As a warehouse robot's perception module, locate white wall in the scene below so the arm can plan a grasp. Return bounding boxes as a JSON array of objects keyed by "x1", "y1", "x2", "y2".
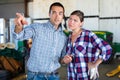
[
  {"x1": 28, "y1": 0, "x2": 77, "y2": 18},
  {"x1": 76, "y1": 0, "x2": 99, "y2": 16},
  {"x1": 0, "y1": 0, "x2": 119, "y2": 43},
  {"x1": 28, "y1": 0, "x2": 120, "y2": 43},
  {"x1": 28, "y1": 0, "x2": 99, "y2": 30},
  {"x1": 100, "y1": 19, "x2": 120, "y2": 43},
  {"x1": 29, "y1": 0, "x2": 99, "y2": 17},
  {"x1": 100, "y1": 0, "x2": 120, "y2": 17},
  {"x1": 99, "y1": 0, "x2": 120, "y2": 43}
]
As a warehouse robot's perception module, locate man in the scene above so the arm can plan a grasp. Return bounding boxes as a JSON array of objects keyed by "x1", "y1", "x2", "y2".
[{"x1": 13, "y1": 2, "x2": 67, "y2": 80}]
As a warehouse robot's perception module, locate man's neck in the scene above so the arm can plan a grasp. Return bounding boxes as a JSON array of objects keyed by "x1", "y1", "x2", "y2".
[{"x1": 54, "y1": 25, "x2": 59, "y2": 30}]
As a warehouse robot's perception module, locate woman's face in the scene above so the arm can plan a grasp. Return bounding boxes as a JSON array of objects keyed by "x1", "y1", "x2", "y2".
[{"x1": 68, "y1": 15, "x2": 83, "y2": 31}]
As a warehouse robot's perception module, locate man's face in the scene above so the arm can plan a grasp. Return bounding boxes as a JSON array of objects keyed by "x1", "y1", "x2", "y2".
[{"x1": 49, "y1": 6, "x2": 64, "y2": 28}]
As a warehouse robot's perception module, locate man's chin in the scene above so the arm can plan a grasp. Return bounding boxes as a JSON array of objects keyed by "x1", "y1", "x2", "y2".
[{"x1": 55, "y1": 22, "x2": 61, "y2": 26}]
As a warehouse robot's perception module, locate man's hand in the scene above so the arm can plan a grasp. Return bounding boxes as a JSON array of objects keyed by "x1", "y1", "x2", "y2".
[{"x1": 14, "y1": 13, "x2": 28, "y2": 33}]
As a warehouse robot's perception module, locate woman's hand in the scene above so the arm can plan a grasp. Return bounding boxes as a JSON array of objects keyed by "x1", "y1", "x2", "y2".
[
  {"x1": 88, "y1": 58, "x2": 103, "y2": 70},
  {"x1": 88, "y1": 58, "x2": 103, "y2": 80},
  {"x1": 88, "y1": 62, "x2": 96, "y2": 70}
]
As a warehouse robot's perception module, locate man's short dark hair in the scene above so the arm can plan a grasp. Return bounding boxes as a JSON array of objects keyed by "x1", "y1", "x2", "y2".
[{"x1": 49, "y1": 2, "x2": 65, "y2": 14}]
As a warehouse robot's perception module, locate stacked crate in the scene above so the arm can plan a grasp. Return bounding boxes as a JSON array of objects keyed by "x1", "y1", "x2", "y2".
[{"x1": 92, "y1": 31, "x2": 113, "y2": 45}]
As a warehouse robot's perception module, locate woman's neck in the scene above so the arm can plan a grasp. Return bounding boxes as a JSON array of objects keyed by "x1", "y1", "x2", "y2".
[{"x1": 72, "y1": 28, "x2": 82, "y2": 35}]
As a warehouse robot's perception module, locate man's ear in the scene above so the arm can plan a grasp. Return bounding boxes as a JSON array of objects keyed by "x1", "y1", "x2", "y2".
[{"x1": 48, "y1": 13, "x2": 50, "y2": 17}]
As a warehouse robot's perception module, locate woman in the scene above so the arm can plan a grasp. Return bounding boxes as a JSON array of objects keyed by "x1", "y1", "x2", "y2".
[{"x1": 62, "y1": 10, "x2": 112, "y2": 80}]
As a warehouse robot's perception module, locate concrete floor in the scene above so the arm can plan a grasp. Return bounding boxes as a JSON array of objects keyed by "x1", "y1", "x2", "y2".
[
  {"x1": 98, "y1": 58, "x2": 120, "y2": 80},
  {"x1": 12, "y1": 58, "x2": 120, "y2": 80},
  {"x1": 58, "y1": 58, "x2": 120, "y2": 80}
]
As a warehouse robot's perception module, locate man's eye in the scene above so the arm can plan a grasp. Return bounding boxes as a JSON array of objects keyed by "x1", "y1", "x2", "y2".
[
  {"x1": 52, "y1": 11, "x2": 56, "y2": 14},
  {"x1": 74, "y1": 20, "x2": 77, "y2": 22}
]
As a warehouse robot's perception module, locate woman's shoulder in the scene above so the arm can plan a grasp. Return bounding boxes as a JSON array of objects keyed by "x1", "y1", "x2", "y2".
[{"x1": 82, "y1": 28, "x2": 92, "y2": 34}]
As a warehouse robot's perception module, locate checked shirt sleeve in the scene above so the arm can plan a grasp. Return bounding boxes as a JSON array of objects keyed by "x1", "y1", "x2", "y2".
[{"x1": 90, "y1": 33, "x2": 112, "y2": 61}]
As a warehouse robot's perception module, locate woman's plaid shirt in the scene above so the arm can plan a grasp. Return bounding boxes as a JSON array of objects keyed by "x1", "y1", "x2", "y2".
[{"x1": 66, "y1": 29, "x2": 112, "y2": 80}]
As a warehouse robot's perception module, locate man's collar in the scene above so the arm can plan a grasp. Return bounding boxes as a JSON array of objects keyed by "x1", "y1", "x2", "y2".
[{"x1": 48, "y1": 21, "x2": 63, "y2": 32}]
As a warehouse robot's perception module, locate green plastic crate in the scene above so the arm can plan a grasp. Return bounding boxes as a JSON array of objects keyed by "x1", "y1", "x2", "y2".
[
  {"x1": 63, "y1": 30, "x2": 71, "y2": 37},
  {"x1": 18, "y1": 41, "x2": 24, "y2": 49},
  {"x1": 112, "y1": 42, "x2": 120, "y2": 52},
  {"x1": 92, "y1": 31, "x2": 113, "y2": 45}
]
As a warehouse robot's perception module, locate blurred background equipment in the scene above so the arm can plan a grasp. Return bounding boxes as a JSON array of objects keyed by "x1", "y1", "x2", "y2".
[
  {"x1": 106, "y1": 65, "x2": 120, "y2": 77},
  {"x1": 0, "y1": 18, "x2": 6, "y2": 43}
]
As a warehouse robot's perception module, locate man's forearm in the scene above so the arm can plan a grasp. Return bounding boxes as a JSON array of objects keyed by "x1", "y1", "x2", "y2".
[{"x1": 14, "y1": 25, "x2": 23, "y2": 34}]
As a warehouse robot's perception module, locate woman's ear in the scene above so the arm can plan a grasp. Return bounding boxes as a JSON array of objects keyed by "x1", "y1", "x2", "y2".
[{"x1": 81, "y1": 21, "x2": 84, "y2": 27}]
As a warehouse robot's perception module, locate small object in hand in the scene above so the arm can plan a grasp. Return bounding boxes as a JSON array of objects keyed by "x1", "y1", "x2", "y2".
[{"x1": 88, "y1": 67, "x2": 99, "y2": 80}]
